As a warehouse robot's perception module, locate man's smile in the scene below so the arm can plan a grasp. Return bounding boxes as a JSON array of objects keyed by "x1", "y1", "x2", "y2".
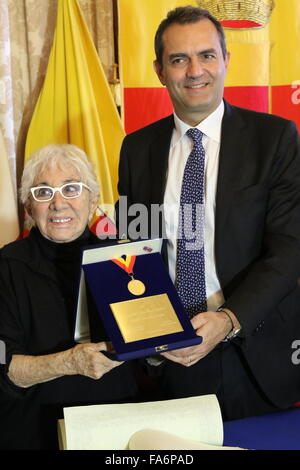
[{"x1": 185, "y1": 82, "x2": 209, "y2": 89}]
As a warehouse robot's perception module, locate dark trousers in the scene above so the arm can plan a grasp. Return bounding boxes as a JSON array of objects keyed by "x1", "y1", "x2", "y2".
[{"x1": 142, "y1": 342, "x2": 280, "y2": 421}]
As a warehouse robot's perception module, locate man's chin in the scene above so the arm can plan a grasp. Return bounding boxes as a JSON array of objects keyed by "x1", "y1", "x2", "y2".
[{"x1": 176, "y1": 100, "x2": 219, "y2": 124}]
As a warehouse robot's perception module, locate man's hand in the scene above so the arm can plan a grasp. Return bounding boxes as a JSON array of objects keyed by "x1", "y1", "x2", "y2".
[{"x1": 160, "y1": 310, "x2": 232, "y2": 367}]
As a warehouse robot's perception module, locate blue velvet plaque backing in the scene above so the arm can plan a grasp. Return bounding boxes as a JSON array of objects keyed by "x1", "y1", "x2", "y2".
[{"x1": 81, "y1": 247, "x2": 202, "y2": 360}]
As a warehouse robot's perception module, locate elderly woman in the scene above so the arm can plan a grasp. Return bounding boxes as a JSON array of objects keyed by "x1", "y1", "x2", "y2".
[{"x1": 0, "y1": 144, "x2": 138, "y2": 449}]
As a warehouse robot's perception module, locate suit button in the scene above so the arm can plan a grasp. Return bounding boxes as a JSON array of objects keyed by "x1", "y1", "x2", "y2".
[{"x1": 254, "y1": 321, "x2": 264, "y2": 333}]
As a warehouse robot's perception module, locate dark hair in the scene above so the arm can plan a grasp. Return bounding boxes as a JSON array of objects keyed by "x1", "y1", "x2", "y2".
[{"x1": 154, "y1": 5, "x2": 227, "y2": 65}]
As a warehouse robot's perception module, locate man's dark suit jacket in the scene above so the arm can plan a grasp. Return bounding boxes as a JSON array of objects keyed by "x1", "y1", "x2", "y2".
[{"x1": 117, "y1": 100, "x2": 300, "y2": 409}]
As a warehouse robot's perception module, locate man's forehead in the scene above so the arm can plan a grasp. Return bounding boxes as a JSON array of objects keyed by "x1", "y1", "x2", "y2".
[{"x1": 162, "y1": 20, "x2": 222, "y2": 51}]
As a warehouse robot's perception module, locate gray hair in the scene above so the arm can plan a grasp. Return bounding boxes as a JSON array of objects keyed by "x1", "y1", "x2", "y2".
[{"x1": 20, "y1": 144, "x2": 100, "y2": 204}]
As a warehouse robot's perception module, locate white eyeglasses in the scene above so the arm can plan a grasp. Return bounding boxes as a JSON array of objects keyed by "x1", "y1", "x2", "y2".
[{"x1": 30, "y1": 182, "x2": 91, "y2": 202}]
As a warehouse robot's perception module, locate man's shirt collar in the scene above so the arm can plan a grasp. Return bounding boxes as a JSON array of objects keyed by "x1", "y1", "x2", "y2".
[{"x1": 171, "y1": 100, "x2": 224, "y2": 148}]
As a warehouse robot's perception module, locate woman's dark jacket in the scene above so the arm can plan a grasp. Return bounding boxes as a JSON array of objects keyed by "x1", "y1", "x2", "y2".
[{"x1": 0, "y1": 228, "x2": 138, "y2": 449}]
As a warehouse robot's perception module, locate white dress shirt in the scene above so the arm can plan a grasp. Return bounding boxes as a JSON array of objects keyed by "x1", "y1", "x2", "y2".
[{"x1": 163, "y1": 101, "x2": 225, "y2": 311}]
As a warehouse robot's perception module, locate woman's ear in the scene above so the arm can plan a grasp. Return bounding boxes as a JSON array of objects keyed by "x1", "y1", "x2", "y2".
[
  {"x1": 24, "y1": 201, "x2": 35, "y2": 228},
  {"x1": 24, "y1": 199, "x2": 32, "y2": 218},
  {"x1": 89, "y1": 193, "x2": 99, "y2": 221}
]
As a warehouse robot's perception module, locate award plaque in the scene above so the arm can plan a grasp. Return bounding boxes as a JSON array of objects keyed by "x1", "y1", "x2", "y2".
[
  {"x1": 74, "y1": 239, "x2": 202, "y2": 360},
  {"x1": 110, "y1": 294, "x2": 184, "y2": 343}
]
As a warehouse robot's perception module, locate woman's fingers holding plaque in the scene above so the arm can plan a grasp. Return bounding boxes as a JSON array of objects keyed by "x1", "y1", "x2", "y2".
[{"x1": 71, "y1": 342, "x2": 123, "y2": 380}]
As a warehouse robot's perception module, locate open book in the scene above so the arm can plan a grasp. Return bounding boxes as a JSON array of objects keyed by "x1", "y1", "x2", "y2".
[{"x1": 58, "y1": 394, "x2": 244, "y2": 450}]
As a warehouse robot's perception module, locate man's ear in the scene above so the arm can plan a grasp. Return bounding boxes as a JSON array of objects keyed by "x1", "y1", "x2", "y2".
[
  {"x1": 224, "y1": 50, "x2": 231, "y2": 72},
  {"x1": 153, "y1": 60, "x2": 166, "y2": 86}
]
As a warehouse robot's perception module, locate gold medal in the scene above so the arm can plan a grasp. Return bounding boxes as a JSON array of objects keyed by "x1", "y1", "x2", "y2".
[
  {"x1": 111, "y1": 255, "x2": 146, "y2": 296},
  {"x1": 127, "y1": 278, "x2": 146, "y2": 296}
]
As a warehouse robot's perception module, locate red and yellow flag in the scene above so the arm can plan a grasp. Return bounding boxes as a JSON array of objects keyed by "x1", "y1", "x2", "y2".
[{"x1": 118, "y1": 0, "x2": 300, "y2": 133}]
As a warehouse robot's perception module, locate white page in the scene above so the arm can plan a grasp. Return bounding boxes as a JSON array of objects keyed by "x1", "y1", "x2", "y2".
[
  {"x1": 74, "y1": 270, "x2": 90, "y2": 342},
  {"x1": 63, "y1": 394, "x2": 223, "y2": 450},
  {"x1": 82, "y1": 238, "x2": 162, "y2": 265},
  {"x1": 128, "y1": 429, "x2": 244, "y2": 450}
]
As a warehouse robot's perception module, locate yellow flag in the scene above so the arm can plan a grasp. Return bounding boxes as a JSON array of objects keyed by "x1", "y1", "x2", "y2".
[
  {"x1": 0, "y1": 129, "x2": 19, "y2": 247},
  {"x1": 25, "y1": 0, "x2": 124, "y2": 210}
]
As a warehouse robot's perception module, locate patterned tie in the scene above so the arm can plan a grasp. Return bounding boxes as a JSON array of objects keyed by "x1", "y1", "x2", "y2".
[{"x1": 175, "y1": 128, "x2": 207, "y2": 318}]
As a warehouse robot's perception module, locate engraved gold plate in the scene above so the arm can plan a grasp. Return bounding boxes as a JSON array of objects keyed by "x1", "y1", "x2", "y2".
[{"x1": 110, "y1": 293, "x2": 183, "y2": 343}]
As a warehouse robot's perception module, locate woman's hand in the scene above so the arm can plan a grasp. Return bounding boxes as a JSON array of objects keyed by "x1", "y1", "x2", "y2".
[
  {"x1": 8, "y1": 342, "x2": 123, "y2": 388},
  {"x1": 70, "y1": 342, "x2": 122, "y2": 379}
]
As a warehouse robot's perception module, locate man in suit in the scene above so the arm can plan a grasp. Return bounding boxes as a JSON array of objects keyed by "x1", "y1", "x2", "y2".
[{"x1": 117, "y1": 6, "x2": 300, "y2": 420}]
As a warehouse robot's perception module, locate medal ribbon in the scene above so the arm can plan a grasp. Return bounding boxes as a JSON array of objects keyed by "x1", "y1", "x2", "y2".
[{"x1": 111, "y1": 255, "x2": 136, "y2": 275}]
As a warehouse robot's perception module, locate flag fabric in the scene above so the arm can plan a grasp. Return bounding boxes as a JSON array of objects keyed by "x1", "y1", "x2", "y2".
[
  {"x1": 0, "y1": 129, "x2": 19, "y2": 247},
  {"x1": 25, "y1": 0, "x2": 124, "y2": 230},
  {"x1": 269, "y1": 0, "x2": 300, "y2": 127},
  {"x1": 118, "y1": 0, "x2": 300, "y2": 134}
]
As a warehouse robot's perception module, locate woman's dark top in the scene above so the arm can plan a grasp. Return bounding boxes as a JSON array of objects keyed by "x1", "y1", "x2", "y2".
[{"x1": 0, "y1": 228, "x2": 138, "y2": 449}]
